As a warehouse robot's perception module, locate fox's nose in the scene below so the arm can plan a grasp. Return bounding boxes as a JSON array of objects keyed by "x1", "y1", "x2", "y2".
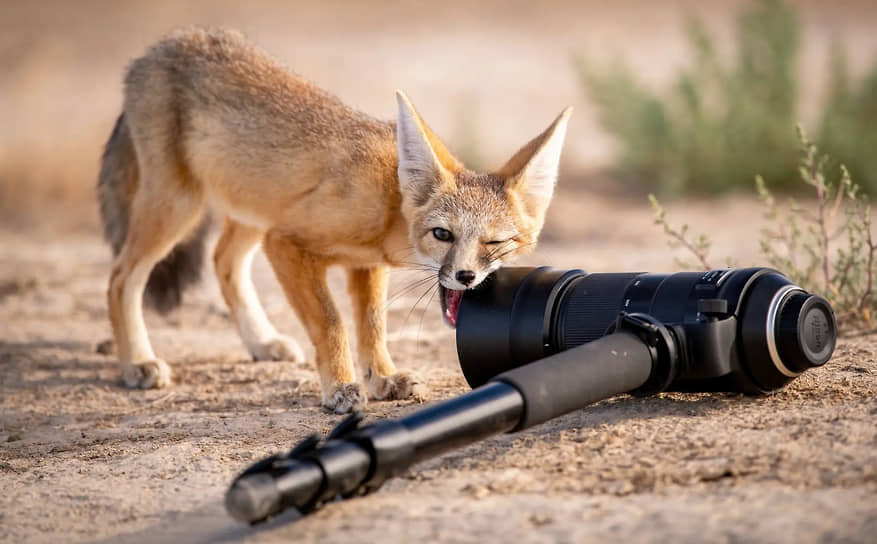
[{"x1": 455, "y1": 270, "x2": 476, "y2": 286}]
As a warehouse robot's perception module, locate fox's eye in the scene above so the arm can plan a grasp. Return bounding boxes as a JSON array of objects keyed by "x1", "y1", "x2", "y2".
[
  {"x1": 432, "y1": 227, "x2": 453, "y2": 242},
  {"x1": 486, "y1": 240, "x2": 504, "y2": 245}
]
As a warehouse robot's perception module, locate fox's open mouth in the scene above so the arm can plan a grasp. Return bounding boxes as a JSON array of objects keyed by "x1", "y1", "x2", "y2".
[{"x1": 439, "y1": 285, "x2": 464, "y2": 328}]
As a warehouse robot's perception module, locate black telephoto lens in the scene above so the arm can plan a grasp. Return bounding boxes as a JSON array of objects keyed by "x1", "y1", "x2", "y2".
[{"x1": 456, "y1": 267, "x2": 836, "y2": 393}]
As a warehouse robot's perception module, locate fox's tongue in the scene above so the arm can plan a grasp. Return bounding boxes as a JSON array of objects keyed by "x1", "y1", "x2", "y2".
[{"x1": 444, "y1": 288, "x2": 464, "y2": 328}]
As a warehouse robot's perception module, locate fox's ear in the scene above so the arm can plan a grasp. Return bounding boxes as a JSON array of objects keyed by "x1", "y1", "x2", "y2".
[
  {"x1": 395, "y1": 90, "x2": 461, "y2": 205},
  {"x1": 496, "y1": 107, "x2": 572, "y2": 217}
]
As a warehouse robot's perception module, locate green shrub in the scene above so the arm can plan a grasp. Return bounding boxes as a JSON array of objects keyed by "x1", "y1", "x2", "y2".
[
  {"x1": 651, "y1": 127, "x2": 875, "y2": 333},
  {"x1": 577, "y1": 0, "x2": 877, "y2": 195},
  {"x1": 818, "y1": 46, "x2": 877, "y2": 197}
]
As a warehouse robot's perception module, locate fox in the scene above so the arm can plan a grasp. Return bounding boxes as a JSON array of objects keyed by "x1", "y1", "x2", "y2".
[{"x1": 98, "y1": 27, "x2": 572, "y2": 413}]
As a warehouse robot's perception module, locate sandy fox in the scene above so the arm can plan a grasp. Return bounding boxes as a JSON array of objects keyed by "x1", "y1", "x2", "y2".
[{"x1": 98, "y1": 27, "x2": 572, "y2": 413}]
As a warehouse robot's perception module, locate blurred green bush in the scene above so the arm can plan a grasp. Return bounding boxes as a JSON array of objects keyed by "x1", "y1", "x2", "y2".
[{"x1": 575, "y1": 0, "x2": 877, "y2": 195}]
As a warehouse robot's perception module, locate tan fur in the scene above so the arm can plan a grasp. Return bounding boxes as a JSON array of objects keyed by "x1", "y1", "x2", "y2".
[{"x1": 101, "y1": 27, "x2": 571, "y2": 413}]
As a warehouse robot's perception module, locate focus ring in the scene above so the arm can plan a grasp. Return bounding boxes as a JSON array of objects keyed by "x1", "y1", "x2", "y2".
[{"x1": 556, "y1": 273, "x2": 641, "y2": 350}]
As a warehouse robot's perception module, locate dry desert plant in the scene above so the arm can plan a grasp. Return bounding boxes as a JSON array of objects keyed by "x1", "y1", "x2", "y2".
[{"x1": 650, "y1": 126, "x2": 875, "y2": 333}]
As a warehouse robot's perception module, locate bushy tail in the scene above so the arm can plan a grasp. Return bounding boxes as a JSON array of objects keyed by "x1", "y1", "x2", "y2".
[{"x1": 97, "y1": 113, "x2": 208, "y2": 314}]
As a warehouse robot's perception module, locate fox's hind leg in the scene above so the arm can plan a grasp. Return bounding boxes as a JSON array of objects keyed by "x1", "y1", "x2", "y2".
[
  {"x1": 108, "y1": 180, "x2": 204, "y2": 389},
  {"x1": 347, "y1": 266, "x2": 425, "y2": 401},
  {"x1": 213, "y1": 219, "x2": 305, "y2": 362},
  {"x1": 263, "y1": 231, "x2": 365, "y2": 413}
]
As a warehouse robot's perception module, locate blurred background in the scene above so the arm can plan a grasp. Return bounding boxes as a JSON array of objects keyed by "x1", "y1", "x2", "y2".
[
  {"x1": 1, "y1": 0, "x2": 876, "y2": 233},
  {"x1": 4, "y1": 4, "x2": 877, "y2": 541}
]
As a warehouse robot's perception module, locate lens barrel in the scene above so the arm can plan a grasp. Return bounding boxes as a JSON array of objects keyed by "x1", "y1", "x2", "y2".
[
  {"x1": 456, "y1": 267, "x2": 583, "y2": 388},
  {"x1": 456, "y1": 267, "x2": 836, "y2": 393}
]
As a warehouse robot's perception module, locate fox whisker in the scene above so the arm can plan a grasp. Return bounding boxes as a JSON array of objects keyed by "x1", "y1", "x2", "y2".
[
  {"x1": 402, "y1": 279, "x2": 439, "y2": 331},
  {"x1": 416, "y1": 282, "x2": 441, "y2": 344},
  {"x1": 489, "y1": 240, "x2": 539, "y2": 265},
  {"x1": 384, "y1": 274, "x2": 438, "y2": 311}
]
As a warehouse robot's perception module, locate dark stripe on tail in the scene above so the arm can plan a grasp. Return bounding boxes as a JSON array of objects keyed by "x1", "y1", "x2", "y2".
[
  {"x1": 144, "y1": 219, "x2": 209, "y2": 314},
  {"x1": 97, "y1": 113, "x2": 208, "y2": 315}
]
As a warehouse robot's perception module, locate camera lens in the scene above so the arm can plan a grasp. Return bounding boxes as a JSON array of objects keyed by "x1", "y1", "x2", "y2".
[{"x1": 458, "y1": 266, "x2": 837, "y2": 393}]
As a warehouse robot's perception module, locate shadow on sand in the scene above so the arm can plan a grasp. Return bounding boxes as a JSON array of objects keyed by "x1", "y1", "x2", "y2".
[{"x1": 96, "y1": 501, "x2": 305, "y2": 544}]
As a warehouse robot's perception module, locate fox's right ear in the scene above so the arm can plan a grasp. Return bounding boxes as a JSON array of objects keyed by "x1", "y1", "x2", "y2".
[{"x1": 395, "y1": 91, "x2": 460, "y2": 205}]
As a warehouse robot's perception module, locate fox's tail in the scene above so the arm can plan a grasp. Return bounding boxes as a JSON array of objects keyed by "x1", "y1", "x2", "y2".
[{"x1": 97, "y1": 113, "x2": 208, "y2": 314}]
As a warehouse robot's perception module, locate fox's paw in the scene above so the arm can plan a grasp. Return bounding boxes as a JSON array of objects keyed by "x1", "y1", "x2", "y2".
[
  {"x1": 249, "y1": 335, "x2": 305, "y2": 363},
  {"x1": 367, "y1": 370, "x2": 426, "y2": 401},
  {"x1": 122, "y1": 359, "x2": 172, "y2": 389},
  {"x1": 323, "y1": 383, "x2": 367, "y2": 414}
]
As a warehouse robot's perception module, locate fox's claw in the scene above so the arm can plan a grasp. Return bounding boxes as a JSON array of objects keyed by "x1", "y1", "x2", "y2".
[
  {"x1": 249, "y1": 335, "x2": 305, "y2": 363},
  {"x1": 367, "y1": 370, "x2": 426, "y2": 401},
  {"x1": 323, "y1": 383, "x2": 367, "y2": 414},
  {"x1": 121, "y1": 359, "x2": 172, "y2": 389}
]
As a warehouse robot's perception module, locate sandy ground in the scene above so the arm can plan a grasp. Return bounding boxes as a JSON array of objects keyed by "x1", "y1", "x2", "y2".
[{"x1": 1, "y1": 193, "x2": 875, "y2": 543}]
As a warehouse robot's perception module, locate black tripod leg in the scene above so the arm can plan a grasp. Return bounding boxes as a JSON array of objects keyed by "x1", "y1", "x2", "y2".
[{"x1": 493, "y1": 331, "x2": 654, "y2": 430}]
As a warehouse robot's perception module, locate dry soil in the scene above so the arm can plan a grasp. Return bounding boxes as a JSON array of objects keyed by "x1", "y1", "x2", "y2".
[{"x1": 1, "y1": 193, "x2": 875, "y2": 543}]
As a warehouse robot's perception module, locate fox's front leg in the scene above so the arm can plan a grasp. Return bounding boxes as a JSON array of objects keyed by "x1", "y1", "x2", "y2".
[
  {"x1": 348, "y1": 266, "x2": 424, "y2": 401},
  {"x1": 263, "y1": 232, "x2": 365, "y2": 413},
  {"x1": 213, "y1": 219, "x2": 304, "y2": 363}
]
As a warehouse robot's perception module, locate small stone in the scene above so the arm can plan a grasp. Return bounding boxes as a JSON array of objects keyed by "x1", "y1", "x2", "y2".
[
  {"x1": 460, "y1": 483, "x2": 490, "y2": 499},
  {"x1": 529, "y1": 513, "x2": 553, "y2": 527},
  {"x1": 95, "y1": 339, "x2": 115, "y2": 355}
]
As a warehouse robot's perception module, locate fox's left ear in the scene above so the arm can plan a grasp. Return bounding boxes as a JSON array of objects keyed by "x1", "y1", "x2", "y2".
[{"x1": 495, "y1": 107, "x2": 573, "y2": 219}]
